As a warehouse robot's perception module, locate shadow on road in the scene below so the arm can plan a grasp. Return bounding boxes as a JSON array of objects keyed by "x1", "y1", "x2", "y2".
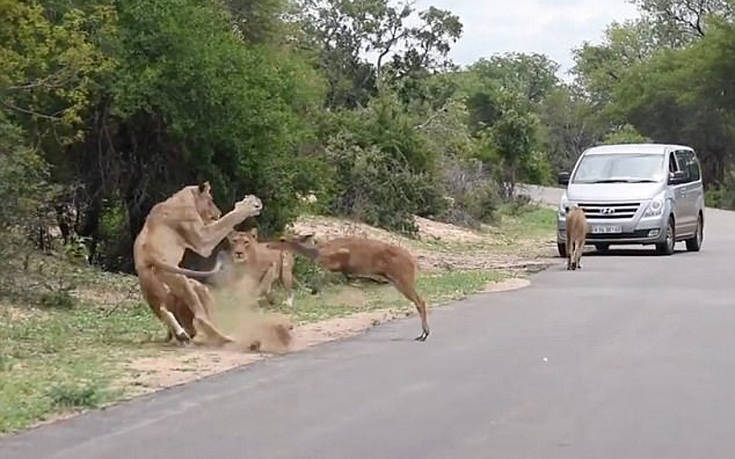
[{"x1": 583, "y1": 247, "x2": 689, "y2": 257}]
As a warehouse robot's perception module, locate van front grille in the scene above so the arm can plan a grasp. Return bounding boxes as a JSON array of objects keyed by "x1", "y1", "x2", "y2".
[{"x1": 578, "y1": 202, "x2": 641, "y2": 219}]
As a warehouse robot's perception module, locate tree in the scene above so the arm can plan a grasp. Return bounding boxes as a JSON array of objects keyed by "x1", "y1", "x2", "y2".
[
  {"x1": 484, "y1": 92, "x2": 541, "y2": 197},
  {"x1": 468, "y1": 53, "x2": 559, "y2": 105},
  {"x1": 538, "y1": 86, "x2": 605, "y2": 173},
  {"x1": 295, "y1": 0, "x2": 461, "y2": 108},
  {"x1": 610, "y1": 18, "x2": 735, "y2": 184},
  {"x1": 600, "y1": 124, "x2": 650, "y2": 144},
  {"x1": 633, "y1": 0, "x2": 734, "y2": 39}
]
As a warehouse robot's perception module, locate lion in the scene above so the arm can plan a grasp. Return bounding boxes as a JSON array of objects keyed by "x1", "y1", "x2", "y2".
[
  {"x1": 566, "y1": 206, "x2": 588, "y2": 271},
  {"x1": 133, "y1": 181, "x2": 262, "y2": 345},
  {"x1": 227, "y1": 228, "x2": 295, "y2": 307}
]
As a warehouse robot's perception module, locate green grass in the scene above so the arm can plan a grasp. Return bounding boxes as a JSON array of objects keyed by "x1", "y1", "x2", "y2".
[
  {"x1": 265, "y1": 269, "x2": 507, "y2": 324},
  {"x1": 496, "y1": 205, "x2": 556, "y2": 238},
  {"x1": 0, "y1": 303, "x2": 162, "y2": 433}
]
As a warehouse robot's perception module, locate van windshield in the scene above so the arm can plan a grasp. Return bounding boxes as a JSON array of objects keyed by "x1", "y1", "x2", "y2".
[{"x1": 572, "y1": 154, "x2": 665, "y2": 184}]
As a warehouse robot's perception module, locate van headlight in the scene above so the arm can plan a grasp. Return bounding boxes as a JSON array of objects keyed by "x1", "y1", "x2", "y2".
[
  {"x1": 644, "y1": 191, "x2": 666, "y2": 218},
  {"x1": 559, "y1": 195, "x2": 570, "y2": 218}
]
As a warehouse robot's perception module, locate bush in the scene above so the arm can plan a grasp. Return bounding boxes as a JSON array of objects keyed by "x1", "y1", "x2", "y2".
[
  {"x1": 437, "y1": 157, "x2": 502, "y2": 227},
  {"x1": 39, "y1": 291, "x2": 77, "y2": 310},
  {"x1": 327, "y1": 140, "x2": 447, "y2": 234},
  {"x1": 705, "y1": 170, "x2": 735, "y2": 210}
]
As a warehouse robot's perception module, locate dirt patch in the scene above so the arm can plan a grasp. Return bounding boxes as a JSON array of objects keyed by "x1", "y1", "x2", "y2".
[
  {"x1": 1, "y1": 304, "x2": 46, "y2": 321},
  {"x1": 414, "y1": 216, "x2": 487, "y2": 243},
  {"x1": 290, "y1": 214, "x2": 555, "y2": 272},
  {"x1": 122, "y1": 275, "x2": 530, "y2": 396},
  {"x1": 123, "y1": 309, "x2": 401, "y2": 396},
  {"x1": 482, "y1": 277, "x2": 531, "y2": 293}
]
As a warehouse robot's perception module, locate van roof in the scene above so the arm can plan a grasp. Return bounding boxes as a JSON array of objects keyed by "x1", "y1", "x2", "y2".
[{"x1": 584, "y1": 144, "x2": 693, "y2": 156}]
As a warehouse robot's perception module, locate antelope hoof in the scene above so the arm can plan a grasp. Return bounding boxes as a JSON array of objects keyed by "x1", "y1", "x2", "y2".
[
  {"x1": 175, "y1": 331, "x2": 191, "y2": 343},
  {"x1": 414, "y1": 330, "x2": 430, "y2": 342}
]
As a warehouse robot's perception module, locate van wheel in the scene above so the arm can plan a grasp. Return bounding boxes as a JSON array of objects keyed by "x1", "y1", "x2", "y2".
[
  {"x1": 557, "y1": 243, "x2": 567, "y2": 258},
  {"x1": 595, "y1": 243, "x2": 609, "y2": 253},
  {"x1": 655, "y1": 217, "x2": 675, "y2": 255},
  {"x1": 685, "y1": 214, "x2": 703, "y2": 252}
]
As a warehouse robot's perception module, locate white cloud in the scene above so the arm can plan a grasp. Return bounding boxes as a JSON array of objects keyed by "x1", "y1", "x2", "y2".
[{"x1": 412, "y1": 0, "x2": 640, "y2": 77}]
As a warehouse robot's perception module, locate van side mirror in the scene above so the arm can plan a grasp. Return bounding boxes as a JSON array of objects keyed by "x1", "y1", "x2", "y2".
[
  {"x1": 668, "y1": 171, "x2": 687, "y2": 185},
  {"x1": 557, "y1": 172, "x2": 570, "y2": 186}
]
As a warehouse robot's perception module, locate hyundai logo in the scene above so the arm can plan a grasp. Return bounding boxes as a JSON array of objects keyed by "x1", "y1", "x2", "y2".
[{"x1": 600, "y1": 207, "x2": 616, "y2": 215}]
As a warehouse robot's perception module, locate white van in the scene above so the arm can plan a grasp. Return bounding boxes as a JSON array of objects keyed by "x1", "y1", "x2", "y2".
[{"x1": 557, "y1": 144, "x2": 704, "y2": 256}]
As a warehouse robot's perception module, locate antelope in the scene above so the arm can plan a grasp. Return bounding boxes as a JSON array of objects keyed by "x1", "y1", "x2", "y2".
[{"x1": 268, "y1": 235, "x2": 431, "y2": 341}]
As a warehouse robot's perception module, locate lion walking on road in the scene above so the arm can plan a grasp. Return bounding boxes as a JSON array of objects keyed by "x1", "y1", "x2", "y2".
[{"x1": 566, "y1": 206, "x2": 588, "y2": 271}]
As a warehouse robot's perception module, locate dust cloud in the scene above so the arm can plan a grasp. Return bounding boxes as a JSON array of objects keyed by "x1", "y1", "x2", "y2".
[{"x1": 209, "y1": 264, "x2": 294, "y2": 354}]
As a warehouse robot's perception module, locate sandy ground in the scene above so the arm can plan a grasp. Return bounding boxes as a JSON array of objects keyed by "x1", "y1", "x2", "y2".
[{"x1": 122, "y1": 276, "x2": 531, "y2": 397}]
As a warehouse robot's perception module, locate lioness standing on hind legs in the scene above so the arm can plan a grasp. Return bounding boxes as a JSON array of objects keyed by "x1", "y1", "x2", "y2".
[
  {"x1": 566, "y1": 206, "x2": 588, "y2": 271},
  {"x1": 133, "y1": 182, "x2": 263, "y2": 345}
]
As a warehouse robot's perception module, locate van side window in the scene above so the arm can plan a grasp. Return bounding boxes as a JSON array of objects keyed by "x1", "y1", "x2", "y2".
[
  {"x1": 668, "y1": 153, "x2": 679, "y2": 173},
  {"x1": 674, "y1": 151, "x2": 693, "y2": 183},
  {"x1": 686, "y1": 152, "x2": 701, "y2": 181}
]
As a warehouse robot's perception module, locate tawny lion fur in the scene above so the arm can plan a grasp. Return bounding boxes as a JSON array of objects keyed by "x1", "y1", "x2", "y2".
[
  {"x1": 566, "y1": 206, "x2": 588, "y2": 271},
  {"x1": 227, "y1": 228, "x2": 295, "y2": 307},
  {"x1": 133, "y1": 182, "x2": 262, "y2": 345}
]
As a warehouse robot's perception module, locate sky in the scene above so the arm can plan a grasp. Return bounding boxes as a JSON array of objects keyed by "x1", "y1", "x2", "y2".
[{"x1": 414, "y1": 0, "x2": 640, "y2": 78}]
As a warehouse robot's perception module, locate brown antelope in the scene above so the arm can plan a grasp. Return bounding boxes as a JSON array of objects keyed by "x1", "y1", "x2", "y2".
[
  {"x1": 268, "y1": 235, "x2": 431, "y2": 341},
  {"x1": 566, "y1": 206, "x2": 589, "y2": 271}
]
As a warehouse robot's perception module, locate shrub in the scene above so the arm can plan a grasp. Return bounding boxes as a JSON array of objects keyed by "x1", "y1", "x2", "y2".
[
  {"x1": 49, "y1": 383, "x2": 104, "y2": 409},
  {"x1": 327, "y1": 139, "x2": 446, "y2": 235}
]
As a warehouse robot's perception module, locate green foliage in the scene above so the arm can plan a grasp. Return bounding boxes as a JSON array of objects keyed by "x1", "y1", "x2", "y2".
[
  {"x1": 39, "y1": 291, "x2": 77, "y2": 310},
  {"x1": 0, "y1": 123, "x2": 51, "y2": 232},
  {"x1": 322, "y1": 91, "x2": 450, "y2": 234},
  {"x1": 705, "y1": 169, "x2": 735, "y2": 209},
  {"x1": 327, "y1": 139, "x2": 446, "y2": 234},
  {"x1": 484, "y1": 95, "x2": 542, "y2": 196},
  {"x1": 601, "y1": 124, "x2": 651, "y2": 145},
  {"x1": 49, "y1": 382, "x2": 104, "y2": 409},
  {"x1": 538, "y1": 86, "x2": 606, "y2": 174}
]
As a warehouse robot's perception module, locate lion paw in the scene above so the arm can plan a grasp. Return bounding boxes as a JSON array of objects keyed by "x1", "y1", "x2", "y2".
[{"x1": 235, "y1": 195, "x2": 263, "y2": 216}]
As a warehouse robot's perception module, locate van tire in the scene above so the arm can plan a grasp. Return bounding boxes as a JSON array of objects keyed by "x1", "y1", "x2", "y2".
[
  {"x1": 685, "y1": 214, "x2": 703, "y2": 252},
  {"x1": 557, "y1": 243, "x2": 567, "y2": 258},
  {"x1": 655, "y1": 217, "x2": 675, "y2": 256}
]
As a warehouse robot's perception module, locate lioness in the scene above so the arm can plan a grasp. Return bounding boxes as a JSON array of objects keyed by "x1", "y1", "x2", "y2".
[
  {"x1": 133, "y1": 182, "x2": 262, "y2": 344},
  {"x1": 228, "y1": 229, "x2": 295, "y2": 307},
  {"x1": 566, "y1": 206, "x2": 588, "y2": 271}
]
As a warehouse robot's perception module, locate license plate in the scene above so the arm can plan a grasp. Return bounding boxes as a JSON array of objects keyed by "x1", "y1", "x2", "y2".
[{"x1": 591, "y1": 225, "x2": 622, "y2": 234}]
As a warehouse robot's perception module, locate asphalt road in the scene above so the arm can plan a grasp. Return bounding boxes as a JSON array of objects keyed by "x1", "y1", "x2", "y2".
[{"x1": 3, "y1": 188, "x2": 735, "y2": 459}]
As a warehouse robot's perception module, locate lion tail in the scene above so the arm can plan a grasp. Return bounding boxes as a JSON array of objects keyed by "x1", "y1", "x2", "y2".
[{"x1": 152, "y1": 252, "x2": 225, "y2": 279}]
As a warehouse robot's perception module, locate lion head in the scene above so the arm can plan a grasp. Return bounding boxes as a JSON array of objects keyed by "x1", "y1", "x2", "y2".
[
  {"x1": 194, "y1": 181, "x2": 222, "y2": 223},
  {"x1": 228, "y1": 229, "x2": 258, "y2": 264}
]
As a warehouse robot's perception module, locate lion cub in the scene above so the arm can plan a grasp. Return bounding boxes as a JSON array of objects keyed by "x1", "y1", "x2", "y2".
[
  {"x1": 228, "y1": 229, "x2": 295, "y2": 307},
  {"x1": 566, "y1": 206, "x2": 588, "y2": 271}
]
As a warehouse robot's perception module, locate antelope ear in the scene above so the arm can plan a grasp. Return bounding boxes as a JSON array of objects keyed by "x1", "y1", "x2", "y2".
[
  {"x1": 249, "y1": 227, "x2": 258, "y2": 238},
  {"x1": 198, "y1": 181, "x2": 211, "y2": 193}
]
